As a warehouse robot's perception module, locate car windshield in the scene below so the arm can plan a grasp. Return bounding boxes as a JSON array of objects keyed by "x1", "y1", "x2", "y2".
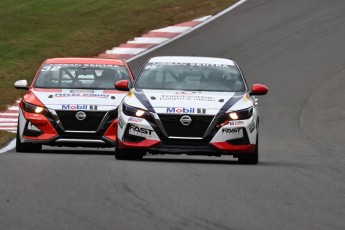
[
  {"x1": 135, "y1": 62, "x2": 246, "y2": 92},
  {"x1": 34, "y1": 64, "x2": 132, "y2": 89}
]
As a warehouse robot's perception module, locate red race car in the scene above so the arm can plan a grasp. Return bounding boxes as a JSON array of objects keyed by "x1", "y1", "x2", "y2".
[{"x1": 14, "y1": 58, "x2": 133, "y2": 152}]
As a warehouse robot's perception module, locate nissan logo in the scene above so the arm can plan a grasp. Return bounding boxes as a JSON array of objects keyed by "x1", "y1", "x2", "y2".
[
  {"x1": 180, "y1": 115, "x2": 192, "y2": 126},
  {"x1": 75, "y1": 111, "x2": 86, "y2": 121}
]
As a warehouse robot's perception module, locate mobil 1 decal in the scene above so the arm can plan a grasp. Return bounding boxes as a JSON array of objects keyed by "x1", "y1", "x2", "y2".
[
  {"x1": 166, "y1": 107, "x2": 206, "y2": 114},
  {"x1": 61, "y1": 104, "x2": 98, "y2": 110}
]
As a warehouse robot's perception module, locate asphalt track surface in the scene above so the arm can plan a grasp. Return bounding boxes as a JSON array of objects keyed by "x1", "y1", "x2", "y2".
[{"x1": 1, "y1": 0, "x2": 345, "y2": 229}]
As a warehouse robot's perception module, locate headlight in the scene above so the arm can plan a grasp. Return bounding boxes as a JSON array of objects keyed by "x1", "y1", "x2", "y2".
[
  {"x1": 122, "y1": 103, "x2": 152, "y2": 120},
  {"x1": 227, "y1": 107, "x2": 253, "y2": 120},
  {"x1": 22, "y1": 101, "x2": 47, "y2": 114},
  {"x1": 217, "y1": 107, "x2": 253, "y2": 128}
]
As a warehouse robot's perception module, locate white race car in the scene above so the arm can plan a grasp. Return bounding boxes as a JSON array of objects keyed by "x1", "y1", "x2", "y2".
[
  {"x1": 14, "y1": 58, "x2": 134, "y2": 152},
  {"x1": 115, "y1": 56, "x2": 268, "y2": 164}
]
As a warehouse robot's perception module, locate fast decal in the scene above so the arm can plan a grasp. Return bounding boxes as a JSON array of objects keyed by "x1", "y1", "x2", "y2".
[
  {"x1": 166, "y1": 107, "x2": 206, "y2": 114},
  {"x1": 128, "y1": 124, "x2": 153, "y2": 138},
  {"x1": 55, "y1": 93, "x2": 109, "y2": 98},
  {"x1": 61, "y1": 105, "x2": 98, "y2": 110},
  {"x1": 222, "y1": 128, "x2": 243, "y2": 137},
  {"x1": 118, "y1": 116, "x2": 124, "y2": 129},
  {"x1": 229, "y1": 121, "x2": 244, "y2": 125},
  {"x1": 160, "y1": 94, "x2": 215, "y2": 102},
  {"x1": 248, "y1": 119, "x2": 256, "y2": 133},
  {"x1": 128, "y1": 117, "x2": 143, "y2": 122}
]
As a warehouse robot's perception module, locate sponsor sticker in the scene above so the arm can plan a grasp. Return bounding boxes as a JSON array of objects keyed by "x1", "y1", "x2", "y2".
[
  {"x1": 222, "y1": 128, "x2": 243, "y2": 138},
  {"x1": 61, "y1": 105, "x2": 98, "y2": 110},
  {"x1": 174, "y1": 91, "x2": 201, "y2": 95},
  {"x1": 147, "y1": 62, "x2": 232, "y2": 68},
  {"x1": 248, "y1": 119, "x2": 256, "y2": 133},
  {"x1": 128, "y1": 124, "x2": 153, "y2": 138},
  {"x1": 41, "y1": 64, "x2": 119, "y2": 71},
  {"x1": 229, "y1": 120, "x2": 245, "y2": 126},
  {"x1": 128, "y1": 117, "x2": 143, "y2": 122},
  {"x1": 70, "y1": 90, "x2": 94, "y2": 94},
  {"x1": 160, "y1": 94, "x2": 215, "y2": 102},
  {"x1": 55, "y1": 93, "x2": 109, "y2": 98},
  {"x1": 166, "y1": 107, "x2": 206, "y2": 114}
]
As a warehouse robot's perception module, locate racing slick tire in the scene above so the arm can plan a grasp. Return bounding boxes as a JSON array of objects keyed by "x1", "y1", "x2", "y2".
[
  {"x1": 114, "y1": 139, "x2": 144, "y2": 160},
  {"x1": 238, "y1": 135, "x2": 259, "y2": 165},
  {"x1": 16, "y1": 129, "x2": 42, "y2": 153}
]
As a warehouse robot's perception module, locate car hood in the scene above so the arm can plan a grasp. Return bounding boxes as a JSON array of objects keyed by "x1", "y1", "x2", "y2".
[
  {"x1": 32, "y1": 88, "x2": 127, "y2": 111},
  {"x1": 127, "y1": 89, "x2": 248, "y2": 115}
]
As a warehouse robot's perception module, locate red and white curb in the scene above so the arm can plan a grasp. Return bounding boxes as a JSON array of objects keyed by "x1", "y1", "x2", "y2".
[
  {"x1": 0, "y1": 100, "x2": 19, "y2": 133},
  {"x1": 98, "y1": 16, "x2": 211, "y2": 60}
]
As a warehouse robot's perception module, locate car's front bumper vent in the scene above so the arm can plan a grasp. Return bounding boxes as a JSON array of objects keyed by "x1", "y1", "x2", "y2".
[
  {"x1": 158, "y1": 114, "x2": 214, "y2": 138},
  {"x1": 56, "y1": 111, "x2": 107, "y2": 131}
]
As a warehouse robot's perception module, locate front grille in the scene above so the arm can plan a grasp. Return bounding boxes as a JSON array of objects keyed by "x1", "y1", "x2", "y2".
[
  {"x1": 158, "y1": 114, "x2": 214, "y2": 137},
  {"x1": 56, "y1": 111, "x2": 107, "y2": 131}
]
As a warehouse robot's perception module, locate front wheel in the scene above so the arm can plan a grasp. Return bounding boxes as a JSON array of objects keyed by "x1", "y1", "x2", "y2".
[
  {"x1": 114, "y1": 139, "x2": 144, "y2": 160},
  {"x1": 238, "y1": 135, "x2": 259, "y2": 165}
]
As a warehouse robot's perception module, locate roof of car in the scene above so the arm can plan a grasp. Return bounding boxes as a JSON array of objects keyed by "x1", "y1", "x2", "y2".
[
  {"x1": 44, "y1": 58, "x2": 125, "y2": 65},
  {"x1": 148, "y1": 56, "x2": 236, "y2": 66}
]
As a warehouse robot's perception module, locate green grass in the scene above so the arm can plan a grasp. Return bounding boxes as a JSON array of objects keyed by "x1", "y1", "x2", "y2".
[
  {"x1": 0, "y1": 130, "x2": 16, "y2": 148},
  {"x1": 0, "y1": 0, "x2": 235, "y2": 111}
]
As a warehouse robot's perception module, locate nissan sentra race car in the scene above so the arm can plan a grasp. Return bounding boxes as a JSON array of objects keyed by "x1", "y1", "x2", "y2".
[
  {"x1": 115, "y1": 56, "x2": 268, "y2": 164},
  {"x1": 14, "y1": 58, "x2": 133, "y2": 152}
]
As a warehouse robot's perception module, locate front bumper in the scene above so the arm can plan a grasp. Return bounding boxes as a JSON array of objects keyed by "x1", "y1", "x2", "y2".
[
  {"x1": 117, "y1": 110, "x2": 258, "y2": 155},
  {"x1": 18, "y1": 108, "x2": 118, "y2": 147}
]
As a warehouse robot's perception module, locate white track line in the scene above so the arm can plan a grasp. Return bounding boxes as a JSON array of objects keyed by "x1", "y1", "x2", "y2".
[
  {"x1": 0, "y1": 139, "x2": 16, "y2": 154},
  {"x1": 127, "y1": 0, "x2": 248, "y2": 62},
  {"x1": 193, "y1": 16, "x2": 212, "y2": 22}
]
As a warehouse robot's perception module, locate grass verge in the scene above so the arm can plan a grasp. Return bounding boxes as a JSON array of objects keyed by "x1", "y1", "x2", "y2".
[
  {"x1": 0, "y1": 0, "x2": 236, "y2": 111},
  {"x1": 0, "y1": 131, "x2": 16, "y2": 149}
]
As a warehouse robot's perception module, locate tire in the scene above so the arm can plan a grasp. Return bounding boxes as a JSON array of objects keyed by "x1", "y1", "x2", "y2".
[
  {"x1": 114, "y1": 139, "x2": 144, "y2": 160},
  {"x1": 16, "y1": 131, "x2": 42, "y2": 153},
  {"x1": 238, "y1": 135, "x2": 259, "y2": 165}
]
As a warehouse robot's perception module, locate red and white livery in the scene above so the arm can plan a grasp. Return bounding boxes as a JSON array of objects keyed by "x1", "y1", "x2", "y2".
[{"x1": 14, "y1": 58, "x2": 134, "y2": 152}]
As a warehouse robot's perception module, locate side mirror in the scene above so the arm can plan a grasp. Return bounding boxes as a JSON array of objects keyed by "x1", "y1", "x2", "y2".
[
  {"x1": 14, "y1": 80, "x2": 29, "y2": 90},
  {"x1": 250, "y1": 84, "x2": 268, "y2": 96},
  {"x1": 115, "y1": 80, "x2": 130, "y2": 91}
]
